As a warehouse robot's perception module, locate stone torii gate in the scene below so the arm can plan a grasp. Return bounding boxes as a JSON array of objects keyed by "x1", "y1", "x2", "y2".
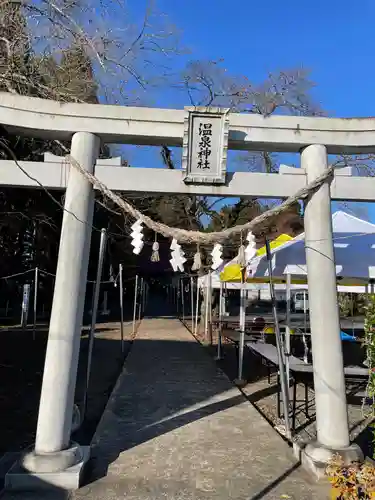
[{"x1": 2, "y1": 93, "x2": 374, "y2": 490}]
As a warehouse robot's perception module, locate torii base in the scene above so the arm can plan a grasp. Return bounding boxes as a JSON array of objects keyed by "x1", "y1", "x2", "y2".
[
  {"x1": 4, "y1": 445, "x2": 90, "y2": 491},
  {"x1": 294, "y1": 441, "x2": 363, "y2": 479}
]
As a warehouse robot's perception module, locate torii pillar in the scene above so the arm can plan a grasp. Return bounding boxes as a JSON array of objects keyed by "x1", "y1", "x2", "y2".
[
  {"x1": 298, "y1": 144, "x2": 362, "y2": 476},
  {"x1": 6, "y1": 132, "x2": 100, "y2": 490}
]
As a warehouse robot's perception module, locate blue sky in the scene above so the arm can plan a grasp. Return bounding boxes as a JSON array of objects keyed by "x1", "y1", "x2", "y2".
[
  {"x1": 123, "y1": 0, "x2": 375, "y2": 221},
  {"x1": 162, "y1": 0, "x2": 375, "y2": 115}
]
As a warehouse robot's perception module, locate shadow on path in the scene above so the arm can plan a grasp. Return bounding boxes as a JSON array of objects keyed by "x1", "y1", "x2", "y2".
[
  {"x1": 86, "y1": 335, "x2": 247, "y2": 483},
  {"x1": 76, "y1": 317, "x2": 325, "y2": 500}
]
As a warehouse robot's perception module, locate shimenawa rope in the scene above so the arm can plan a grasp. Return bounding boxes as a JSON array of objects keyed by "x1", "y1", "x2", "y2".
[{"x1": 67, "y1": 154, "x2": 335, "y2": 244}]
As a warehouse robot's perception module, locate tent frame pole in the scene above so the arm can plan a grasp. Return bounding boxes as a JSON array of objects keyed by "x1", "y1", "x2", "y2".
[
  {"x1": 195, "y1": 279, "x2": 200, "y2": 336},
  {"x1": 285, "y1": 273, "x2": 291, "y2": 387},
  {"x1": 181, "y1": 276, "x2": 185, "y2": 323},
  {"x1": 265, "y1": 238, "x2": 291, "y2": 439},
  {"x1": 204, "y1": 273, "x2": 210, "y2": 342},
  {"x1": 235, "y1": 280, "x2": 246, "y2": 386},
  {"x1": 132, "y1": 275, "x2": 139, "y2": 336},
  {"x1": 190, "y1": 276, "x2": 194, "y2": 332},
  {"x1": 215, "y1": 281, "x2": 223, "y2": 361}
]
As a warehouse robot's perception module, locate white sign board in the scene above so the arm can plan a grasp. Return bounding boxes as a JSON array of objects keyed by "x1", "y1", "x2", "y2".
[
  {"x1": 182, "y1": 107, "x2": 229, "y2": 184},
  {"x1": 21, "y1": 283, "x2": 31, "y2": 327}
]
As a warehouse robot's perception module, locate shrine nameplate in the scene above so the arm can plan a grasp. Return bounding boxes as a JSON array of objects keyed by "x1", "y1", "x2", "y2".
[{"x1": 182, "y1": 106, "x2": 229, "y2": 184}]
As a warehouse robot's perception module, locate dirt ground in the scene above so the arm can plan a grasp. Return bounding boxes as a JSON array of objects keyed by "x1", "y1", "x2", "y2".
[{"x1": 0, "y1": 320, "x2": 136, "y2": 456}]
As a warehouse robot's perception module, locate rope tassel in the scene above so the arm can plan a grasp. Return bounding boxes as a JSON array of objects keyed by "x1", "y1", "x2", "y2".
[
  {"x1": 237, "y1": 232, "x2": 246, "y2": 268},
  {"x1": 237, "y1": 245, "x2": 246, "y2": 268},
  {"x1": 191, "y1": 246, "x2": 202, "y2": 271},
  {"x1": 151, "y1": 235, "x2": 160, "y2": 262}
]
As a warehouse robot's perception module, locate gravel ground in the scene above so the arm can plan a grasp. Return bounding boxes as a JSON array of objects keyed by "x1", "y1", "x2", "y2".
[
  {"x1": 0, "y1": 320, "x2": 137, "y2": 456},
  {"x1": 192, "y1": 323, "x2": 375, "y2": 458}
]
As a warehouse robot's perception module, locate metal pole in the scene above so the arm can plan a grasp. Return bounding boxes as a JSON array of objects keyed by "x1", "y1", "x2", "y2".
[
  {"x1": 204, "y1": 277, "x2": 209, "y2": 342},
  {"x1": 303, "y1": 291, "x2": 308, "y2": 363},
  {"x1": 20, "y1": 290, "x2": 24, "y2": 328},
  {"x1": 285, "y1": 273, "x2": 291, "y2": 387},
  {"x1": 265, "y1": 238, "x2": 291, "y2": 439},
  {"x1": 190, "y1": 276, "x2": 194, "y2": 332},
  {"x1": 119, "y1": 263, "x2": 124, "y2": 354},
  {"x1": 102, "y1": 290, "x2": 109, "y2": 315},
  {"x1": 83, "y1": 228, "x2": 107, "y2": 419},
  {"x1": 215, "y1": 281, "x2": 223, "y2": 361},
  {"x1": 236, "y1": 284, "x2": 246, "y2": 384},
  {"x1": 195, "y1": 279, "x2": 200, "y2": 336},
  {"x1": 33, "y1": 267, "x2": 38, "y2": 341},
  {"x1": 139, "y1": 277, "x2": 144, "y2": 321},
  {"x1": 178, "y1": 279, "x2": 181, "y2": 317},
  {"x1": 132, "y1": 275, "x2": 139, "y2": 335},
  {"x1": 208, "y1": 272, "x2": 213, "y2": 344},
  {"x1": 223, "y1": 282, "x2": 227, "y2": 316},
  {"x1": 177, "y1": 280, "x2": 179, "y2": 316},
  {"x1": 142, "y1": 280, "x2": 146, "y2": 314},
  {"x1": 181, "y1": 277, "x2": 185, "y2": 323}
]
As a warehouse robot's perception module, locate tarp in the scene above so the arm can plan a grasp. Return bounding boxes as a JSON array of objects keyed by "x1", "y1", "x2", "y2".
[
  {"x1": 198, "y1": 211, "x2": 373, "y2": 292},
  {"x1": 256, "y1": 234, "x2": 293, "y2": 256},
  {"x1": 247, "y1": 211, "x2": 375, "y2": 282},
  {"x1": 197, "y1": 233, "x2": 293, "y2": 289},
  {"x1": 219, "y1": 234, "x2": 293, "y2": 283}
]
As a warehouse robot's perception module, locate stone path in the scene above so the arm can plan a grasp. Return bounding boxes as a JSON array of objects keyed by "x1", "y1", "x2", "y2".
[{"x1": 1, "y1": 318, "x2": 329, "y2": 499}]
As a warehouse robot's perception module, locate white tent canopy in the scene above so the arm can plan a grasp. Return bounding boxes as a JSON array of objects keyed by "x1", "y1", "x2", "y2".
[
  {"x1": 248, "y1": 211, "x2": 375, "y2": 283},
  {"x1": 199, "y1": 211, "x2": 375, "y2": 292}
]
